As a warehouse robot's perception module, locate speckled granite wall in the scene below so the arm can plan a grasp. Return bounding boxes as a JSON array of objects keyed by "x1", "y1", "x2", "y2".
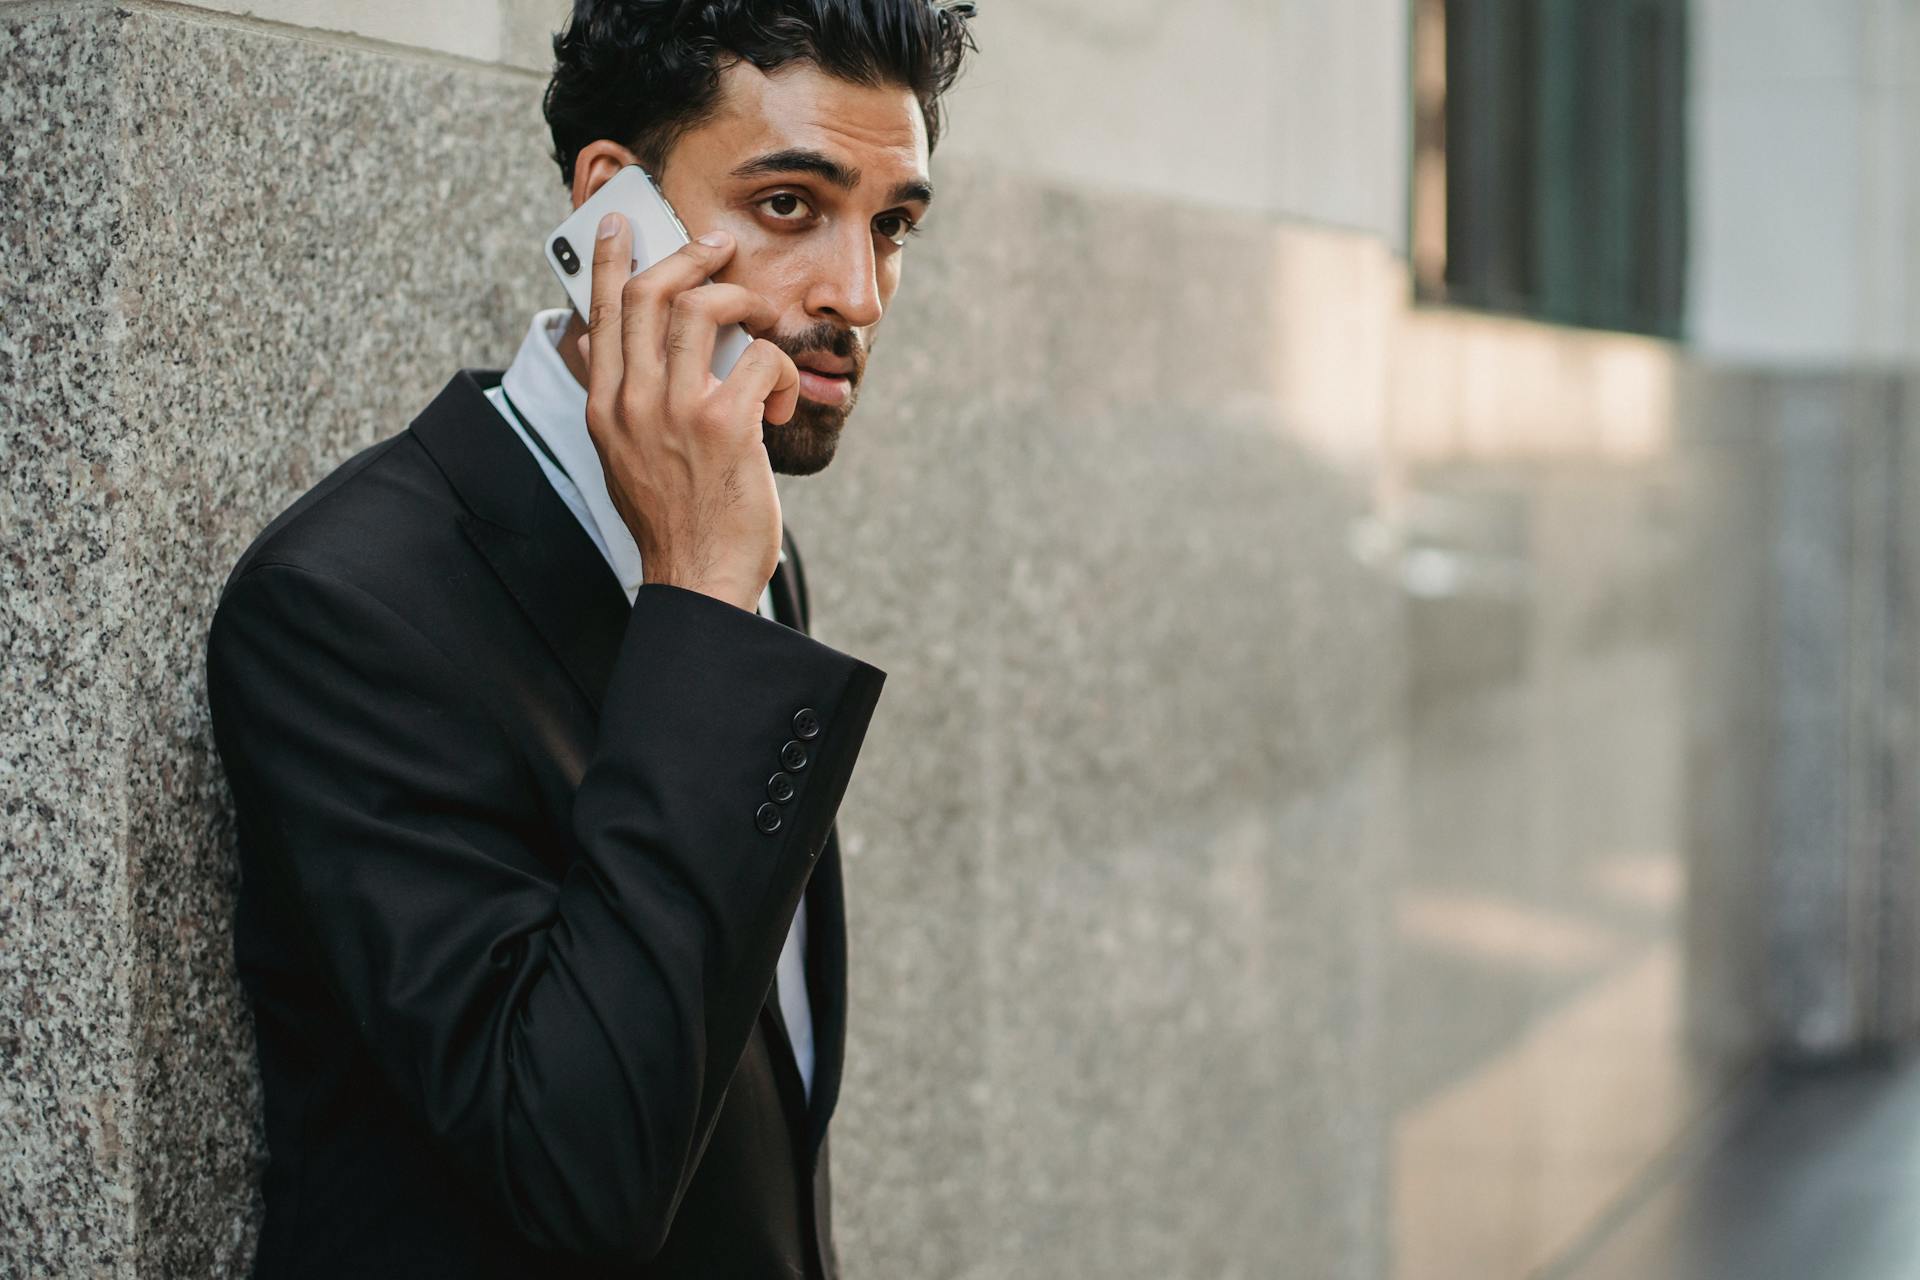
[
  {"x1": 3, "y1": 4, "x2": 556, "y2": 1272},
  {"x1": 3, "y1": 3, "x2": 1400, "y2": 1275},
  {"x1": 2, "y1": 11, "x2": 137, "y2": 1273},
  {"x1": 784, "y1": 179, "x2": 1402, "y2": 1276}
]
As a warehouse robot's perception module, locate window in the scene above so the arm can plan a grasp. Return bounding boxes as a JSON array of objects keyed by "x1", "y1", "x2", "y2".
[{"x1": 1411, "y1": 0, "x2": 1688, "y2": 337}]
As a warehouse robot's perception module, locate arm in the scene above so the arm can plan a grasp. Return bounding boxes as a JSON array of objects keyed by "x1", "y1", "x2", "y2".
[{"x1": 207, "y1": 561, "x2": 882, "y2": 1262}]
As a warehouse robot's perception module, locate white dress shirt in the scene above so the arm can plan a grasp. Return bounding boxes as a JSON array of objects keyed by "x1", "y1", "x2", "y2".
[{"x1": 485, "y1": 309, "x2": 815, "y2": 1101}]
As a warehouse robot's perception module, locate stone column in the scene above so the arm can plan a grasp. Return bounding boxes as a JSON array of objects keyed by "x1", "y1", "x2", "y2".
[
  {"x1": 1682, "y1": 369, "x2": 1920, "y2": 1062},
  {"x1": 1681, "y1": 0, "x2": 1920, "y2": 1063},
  {"x1": 2, "y1": 4, "x2": 554, "y2": 1270}
]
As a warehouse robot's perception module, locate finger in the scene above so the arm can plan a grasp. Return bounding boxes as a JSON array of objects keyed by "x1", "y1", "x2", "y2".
[
  {"x1": 715, "y1": 339, "x2": 801, "y2": 429},
  {"x1": 585, "y1": 212, "x2": 631, "y2": 412},
  {"x1": 664, "y1": 283, "x2": 782, "y2": 410},
  {"x1": 623, "y1": 231, "x2": 739, "y2": 373}
]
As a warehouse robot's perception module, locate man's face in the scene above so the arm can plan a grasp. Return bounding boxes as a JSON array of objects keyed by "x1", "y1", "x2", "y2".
[{"x1": 657, "y1": 61, "x2": 933, "y2": 476}]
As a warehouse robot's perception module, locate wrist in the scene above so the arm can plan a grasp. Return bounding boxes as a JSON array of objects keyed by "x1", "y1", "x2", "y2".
[{"x1": 641, "y1": 570, "x2": 761, "y2": 614}]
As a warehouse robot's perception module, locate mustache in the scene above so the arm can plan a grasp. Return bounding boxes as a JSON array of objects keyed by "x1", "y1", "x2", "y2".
[{"x1": 768, "y1": 322, "x2": 864, "y2": 376}]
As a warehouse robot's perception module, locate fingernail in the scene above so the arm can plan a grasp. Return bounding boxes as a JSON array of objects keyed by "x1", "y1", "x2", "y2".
[
  {"x1": 697, "y1": 231, "x2": 728, "y2": 247},
  {"x1": 598, "y1": 213, "x2": 621, "y2": 240}
]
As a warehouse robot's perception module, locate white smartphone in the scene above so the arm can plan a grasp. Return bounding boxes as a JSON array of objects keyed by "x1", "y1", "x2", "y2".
[{"x1": 542, "y1": 165, "x2": 752, "y2": 380}]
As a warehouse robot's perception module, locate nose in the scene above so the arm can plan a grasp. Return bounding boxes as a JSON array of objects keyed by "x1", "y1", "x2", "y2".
[{"x1": 804, "y1": 223, "x2": 883, "y2": 330}]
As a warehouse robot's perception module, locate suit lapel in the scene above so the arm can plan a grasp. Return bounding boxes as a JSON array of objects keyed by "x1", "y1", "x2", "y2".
[{"x1": 410, "y1": 371, "x2": 630, "y2": 710}]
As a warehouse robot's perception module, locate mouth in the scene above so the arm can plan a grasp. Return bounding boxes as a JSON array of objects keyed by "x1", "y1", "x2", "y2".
[
  {"x1": 793, "y1": 354, "x2": 855, "y2": 407},
  {"x1": 794, "y1": 353, "x2": 854, "y2": 377}
]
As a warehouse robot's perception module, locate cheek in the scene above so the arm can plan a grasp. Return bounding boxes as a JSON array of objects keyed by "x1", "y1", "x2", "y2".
[
  {"x1": 715, "y1": 230, "x2": 809, "y2": 308},
  {"x1": 878, "y1": 256, "x2": 905, "y2": 307}
]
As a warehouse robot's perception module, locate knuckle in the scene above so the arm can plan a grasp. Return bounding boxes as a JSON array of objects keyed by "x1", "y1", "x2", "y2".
[
  {"x1": 750, "y1": 340, "x2": 794, "y2": 375},
  {"x1": 587, "y1": 297, "x2": 620, "y2": 330}
]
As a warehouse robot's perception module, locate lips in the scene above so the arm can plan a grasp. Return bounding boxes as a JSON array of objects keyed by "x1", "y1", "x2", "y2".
[
  {"x1": 794, "y1": 354, "x2": 853, "y2": 377},
  {"x1": 795, "y1": 365, "x2": 853, "y2": 407}
]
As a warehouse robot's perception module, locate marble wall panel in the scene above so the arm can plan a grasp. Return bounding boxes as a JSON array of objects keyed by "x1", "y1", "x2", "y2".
[
  {"x1": 784, "y1": 168, "x2": 1401, "y2": 1277},
  {"x1": 1762, "y1": 378, "x2": 1859, "y2": 1053},
  {"x1": 109, "y1": 9, "x2": 566, "y2": 1274},
  {"x1": 7, "y1": 5, "x2": 1403, "y2": 1275},
  {"x1": 1676, "y1": 368, "x2": 1773, "y2": 1069},
  {"x1": 2, "y1": 9, "x2": 137, "y2": 1275},
  {"x1": 1677, "y1": 367, "x2": 1920, "y2": 1065},
  {"x1": 3, "y1": 4, "x2": 561, "y2": 1273}
]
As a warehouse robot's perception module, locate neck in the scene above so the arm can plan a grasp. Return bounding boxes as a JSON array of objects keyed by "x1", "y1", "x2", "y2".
[{"x1": 559, "y1": 311, "x2": 591, "y2": 389}]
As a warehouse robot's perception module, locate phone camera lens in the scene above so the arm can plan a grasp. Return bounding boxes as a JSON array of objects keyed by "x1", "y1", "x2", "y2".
[{"x1": 553, "y1": 237, "x2": 580, "y2": 276}]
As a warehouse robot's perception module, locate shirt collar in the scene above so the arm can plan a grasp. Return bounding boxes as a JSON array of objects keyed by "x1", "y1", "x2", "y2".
[{"x1": 499, "y1": 309, "x2": 645, "y2": 597}]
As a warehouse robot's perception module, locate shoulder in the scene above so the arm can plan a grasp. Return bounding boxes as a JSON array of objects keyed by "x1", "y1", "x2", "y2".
[{"x1": 219, "y1": 425, "x2": 459, "y2": 605}]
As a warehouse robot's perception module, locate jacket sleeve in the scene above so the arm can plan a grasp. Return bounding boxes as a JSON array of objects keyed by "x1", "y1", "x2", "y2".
[{"x1": 205, "y1": 562, "x2": 884, "y2": 1262}]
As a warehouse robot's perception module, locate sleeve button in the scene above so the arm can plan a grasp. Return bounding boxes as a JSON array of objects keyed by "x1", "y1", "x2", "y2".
[
  {"x1": 767, "y1": 771, "x2": 797, "y2": 804},
  {"x1": 780, "y1": 740, "x2": 809, "y2": 772},
  {"x1": 755, "y1": 803, "x2": 783, "y2": 835},
  {"x1": 792, "y1": 708, "x2": 820, "y2": 740}
]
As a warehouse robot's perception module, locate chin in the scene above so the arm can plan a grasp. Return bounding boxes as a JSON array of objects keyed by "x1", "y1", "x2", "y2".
[{"x1": 764, "y1": 397, "x2": 852, "y2": 477}]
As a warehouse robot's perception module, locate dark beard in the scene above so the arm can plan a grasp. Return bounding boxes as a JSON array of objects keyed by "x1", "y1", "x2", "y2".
[
  {"x1": 764, "y1": 395, "x2": 852, "y2": 475},
  {"x1": 760, "y1": 322, "x2": 864, "y2": 476}
]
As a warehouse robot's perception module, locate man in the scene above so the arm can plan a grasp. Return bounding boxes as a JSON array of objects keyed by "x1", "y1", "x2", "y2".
[{"x1": 204, "y1": 2, "x2": 975, "y2": 1275}]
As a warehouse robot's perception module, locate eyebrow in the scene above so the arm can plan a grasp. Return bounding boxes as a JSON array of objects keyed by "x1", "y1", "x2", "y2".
[{"x1": 730, "y1": 147, "x2": 935, "y2": 207}]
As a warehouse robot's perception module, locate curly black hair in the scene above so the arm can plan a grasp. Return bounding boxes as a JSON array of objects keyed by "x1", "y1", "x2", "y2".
[{"x1": 542, "y1": 0, "x2": 978, "y2": 187}]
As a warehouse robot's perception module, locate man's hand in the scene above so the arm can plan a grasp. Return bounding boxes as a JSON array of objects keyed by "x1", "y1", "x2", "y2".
[{"x1": 581, "y1": 213, "x2": 800, "y2": 613}]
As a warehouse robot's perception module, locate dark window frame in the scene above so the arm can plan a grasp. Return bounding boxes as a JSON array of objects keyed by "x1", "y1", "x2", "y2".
[{"x1": 1409, "y1": 0, "x2": 1688, "y2": 339}]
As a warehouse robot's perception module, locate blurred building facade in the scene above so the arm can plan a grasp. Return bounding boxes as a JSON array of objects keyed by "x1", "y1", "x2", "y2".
[{"x1": 4, "y1": 0, "x2": 1918, "y2": 1277}]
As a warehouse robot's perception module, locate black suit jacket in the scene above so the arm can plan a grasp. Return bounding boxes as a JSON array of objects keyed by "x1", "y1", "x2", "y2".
[{"x1": 206, "y1": 370, "x2": 883, "y2": 1278}]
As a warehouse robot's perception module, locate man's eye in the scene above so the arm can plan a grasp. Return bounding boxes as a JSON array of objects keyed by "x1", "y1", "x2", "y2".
[
  {"x1": 875, "y1": 213, "x2": 920, "y2": 247},
  {"x1": 760, "y1": 193, "x2": 812, "y2": 221}
]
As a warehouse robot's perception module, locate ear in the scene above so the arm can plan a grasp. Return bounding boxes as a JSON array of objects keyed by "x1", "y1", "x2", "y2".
[{"x1": 570, "y1": 139, "x2": 643, "y2": 211}]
